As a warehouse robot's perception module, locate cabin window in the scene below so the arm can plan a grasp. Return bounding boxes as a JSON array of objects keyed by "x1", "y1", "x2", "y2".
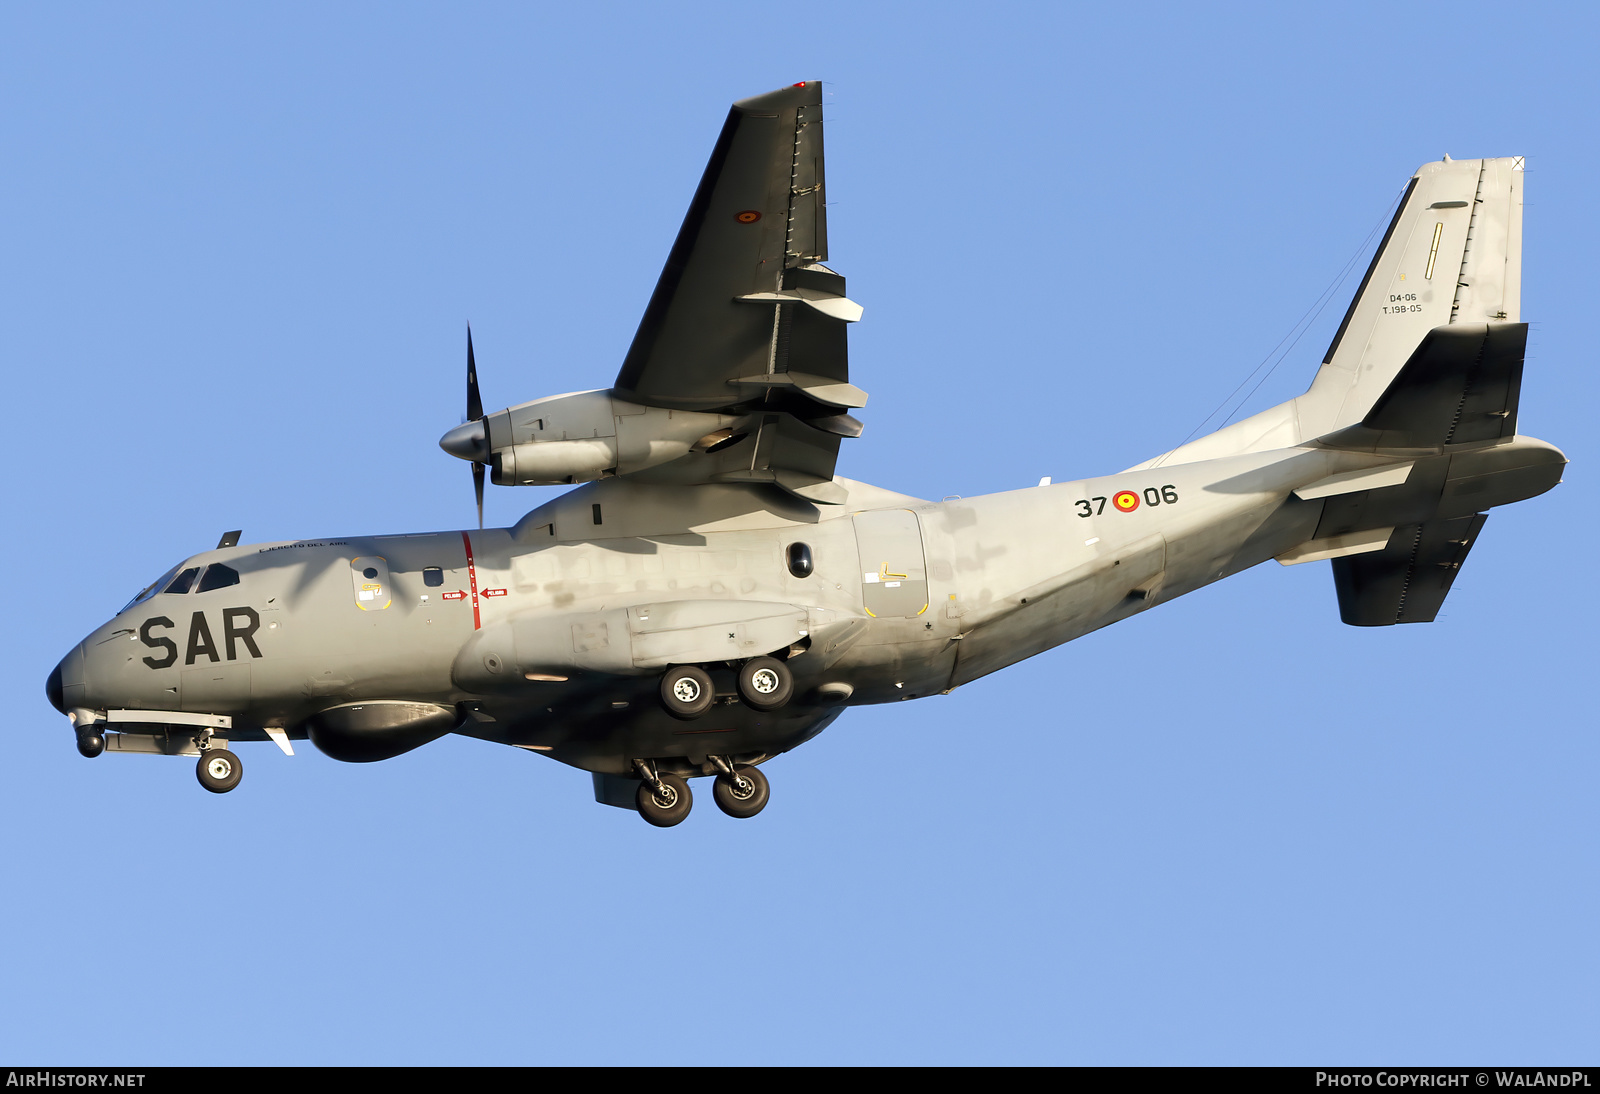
[
  {"x1": 197, "y1": 564, "x2": 240, "y2": 592},
  {"x1": 787, "y1": 542, "x2": 814, "y2": 578},
  {"x1": 422, "y1": 567, "x2": 444, "y2": 587},
  {"x1": 163, "y1": 568, "x2": 200, "y2": 594}
]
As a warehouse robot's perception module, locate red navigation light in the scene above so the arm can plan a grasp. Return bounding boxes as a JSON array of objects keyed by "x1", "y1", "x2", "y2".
[{"x1": 793, "y1": 82, "x2": 806, "y2": 88}]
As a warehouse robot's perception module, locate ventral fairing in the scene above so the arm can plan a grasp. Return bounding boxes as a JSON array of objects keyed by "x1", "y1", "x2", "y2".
[{"x1": 47, "y1": 85, "x2": 1563, "y2": 825}]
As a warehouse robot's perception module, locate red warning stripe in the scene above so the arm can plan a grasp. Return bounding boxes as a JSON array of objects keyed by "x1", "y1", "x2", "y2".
[{"x1": 461, "y1": 531, "x2": 481, "y2": 630}]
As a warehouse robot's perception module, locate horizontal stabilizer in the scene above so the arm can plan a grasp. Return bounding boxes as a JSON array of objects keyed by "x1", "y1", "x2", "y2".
[
  {"x1": 1276, "y1": 527, "x2": 1394, "y2": 566},
  {"x1": 1294, "y1": 461, "x2": 1414, "y2": 500},
  {"x1": 1332, "y1": 513, "x2": 1487, "y2": 625},
  {"x1": 1325, "y1": 323, "x2": 1525, "y2": 451}
]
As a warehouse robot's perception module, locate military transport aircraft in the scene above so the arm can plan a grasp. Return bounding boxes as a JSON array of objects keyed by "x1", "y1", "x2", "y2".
[{"x1": 46, "y1": 82, "x2": 1564, "y2": 825}]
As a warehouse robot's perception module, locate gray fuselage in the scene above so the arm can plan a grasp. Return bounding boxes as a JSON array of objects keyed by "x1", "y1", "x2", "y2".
[{"x1": 56, "y1": 428, "x2": 1561, "y2": 778}]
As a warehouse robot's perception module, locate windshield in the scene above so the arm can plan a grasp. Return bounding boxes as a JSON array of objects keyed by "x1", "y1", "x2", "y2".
[{"x1": 120, "y1": 563, "x2": 184, "y2": 614}]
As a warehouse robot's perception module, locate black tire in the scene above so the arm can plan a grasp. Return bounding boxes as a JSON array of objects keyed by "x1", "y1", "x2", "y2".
[
  {"x1": 737, "y1": 657, "x2": 793, "y2": 712},
  {"x1": 635, "y1": 773, "x2": 692, "y2": 827},
  {"x1": 659, "y1": 665, "x2": 715, "y2": 720},
  {"x1": 712, "y1": 765, "x2": 770, "y2": 819},
  {"x1": 196, "y1": 749, "x2": 243, "y2": 794}
]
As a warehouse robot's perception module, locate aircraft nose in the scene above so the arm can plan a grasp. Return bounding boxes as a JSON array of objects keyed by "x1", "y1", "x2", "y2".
[{"x1": 47, "y1": 644, "x2": 84, "y2": 715}]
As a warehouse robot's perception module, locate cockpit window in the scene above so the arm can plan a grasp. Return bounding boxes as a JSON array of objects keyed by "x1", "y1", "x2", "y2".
[
  {"x1": 122, "y1": 564, "x2": 183, "y2": 613},
  {"x1": 163, "y1": 568, "x2": 201, "y2": 595},
  {"x1": 197, "y1": 564, "x2": 240, "y2": 592}
]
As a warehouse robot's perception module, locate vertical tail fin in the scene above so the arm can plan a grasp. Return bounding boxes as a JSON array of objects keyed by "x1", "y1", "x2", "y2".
[
  {"x1": 1298, "y1": 156, "x2": 1525, "y2": 438},
  {"x1": 1130, "y1": 157, "x2": 1524, "y2": 471}
]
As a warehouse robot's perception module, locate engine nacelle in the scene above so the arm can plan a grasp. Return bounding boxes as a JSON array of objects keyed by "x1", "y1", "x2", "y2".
[
  {"x1": 445, "y1": 390, "x2": 738, "y2": 486},
  {"x1": 304, "y1": 700, "x2": 456, "y2": 763}
]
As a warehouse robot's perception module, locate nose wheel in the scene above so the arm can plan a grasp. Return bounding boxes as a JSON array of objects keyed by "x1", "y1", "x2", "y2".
[{"x1": 196, "y1": 749, "x2": 243, "y2": 794}]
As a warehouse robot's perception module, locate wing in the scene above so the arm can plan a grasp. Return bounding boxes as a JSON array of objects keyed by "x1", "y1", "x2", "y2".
[{"x1": 611, "y1": 82, "x2": 863, "y2": 505}]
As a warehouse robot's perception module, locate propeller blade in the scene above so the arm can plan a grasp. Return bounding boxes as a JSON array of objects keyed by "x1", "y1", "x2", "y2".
[
  {"x1": 466, "y1": 324, "x2": 483, "y2": 423},
  {"x1": 467, "y1": 323, "x2": 486, "y2": 528},
  {"x1": 473, "y1": 462, "x2": 485, "y2": 530}
]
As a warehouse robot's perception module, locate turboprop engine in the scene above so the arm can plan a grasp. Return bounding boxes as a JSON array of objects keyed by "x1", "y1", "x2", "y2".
[{"x1": 440, "y1": 389, "x2": 740, "y2": 487}]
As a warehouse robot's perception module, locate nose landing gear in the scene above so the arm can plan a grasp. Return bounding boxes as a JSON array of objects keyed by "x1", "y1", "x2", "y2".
[{"x1": 196, "y1": 749, "x2": 243, "y2": 794}]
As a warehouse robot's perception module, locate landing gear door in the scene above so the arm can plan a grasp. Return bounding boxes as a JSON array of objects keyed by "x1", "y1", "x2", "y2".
[{"x1": 853, "y1": 509, "x2": 929, "y2": 618}]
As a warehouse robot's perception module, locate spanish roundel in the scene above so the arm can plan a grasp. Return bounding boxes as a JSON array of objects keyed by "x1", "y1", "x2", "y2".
[{"x1": 1113, "y1": 490, "x2": 1140, "y2": 513}]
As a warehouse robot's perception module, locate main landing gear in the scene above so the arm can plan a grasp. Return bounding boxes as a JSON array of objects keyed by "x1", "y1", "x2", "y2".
[
  {"x1": 635, "y1": 772, "x2": 692, "y2": 827},
  {"x1": 657, "y1": 657, "x2": 793, "y2": 720},
  {"x1": 196, "y1": 748, "x2": 243, "y2": 794},
  {"x1": 710, "y1": 759, "x2": 769, "y2": 819},
  {"x1": 632, "y1": 757, "x2": 771, "y2": 826}
]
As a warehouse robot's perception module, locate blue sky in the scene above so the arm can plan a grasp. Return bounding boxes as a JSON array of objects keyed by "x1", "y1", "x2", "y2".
[{"x1": 2, "y1": 1, "x2": 1595, "y2": 1065}]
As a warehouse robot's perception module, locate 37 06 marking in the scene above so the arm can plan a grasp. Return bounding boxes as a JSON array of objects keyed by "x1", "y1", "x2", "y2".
[{"x1": 1075, "y1": 484, "x2": 1178, "y2": 517}]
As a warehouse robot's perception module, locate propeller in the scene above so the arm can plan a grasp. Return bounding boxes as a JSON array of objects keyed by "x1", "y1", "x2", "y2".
[
  {"x1": 467, "y1": 326, "x2": 484, "y2": 528},
  {"x1": 440, "y1": 325, "x2": 491, "y2": 528}
]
